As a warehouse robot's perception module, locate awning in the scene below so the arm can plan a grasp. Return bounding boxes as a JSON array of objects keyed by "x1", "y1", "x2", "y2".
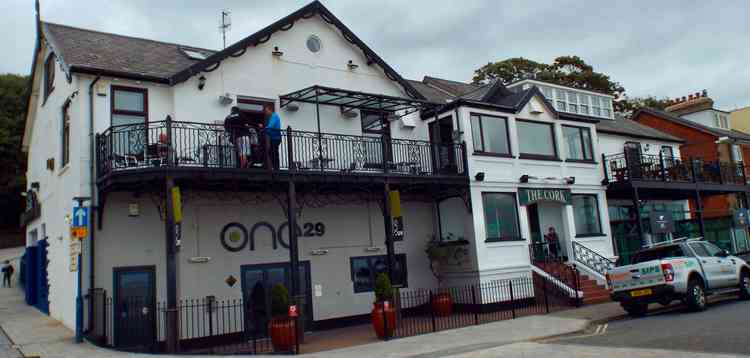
[{"x1": 279, "y1": 85, "x2": 440, "y2": 118}]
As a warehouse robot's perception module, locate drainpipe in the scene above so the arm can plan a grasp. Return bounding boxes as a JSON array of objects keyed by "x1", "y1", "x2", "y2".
[{"x1": 87, "y1": 75, "x2": 100, "y2": 330}]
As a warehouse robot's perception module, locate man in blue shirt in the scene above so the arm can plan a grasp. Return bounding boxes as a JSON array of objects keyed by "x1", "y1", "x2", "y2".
[{"x1": 263, "y1": 104, "x2": 282, "y2": 169}]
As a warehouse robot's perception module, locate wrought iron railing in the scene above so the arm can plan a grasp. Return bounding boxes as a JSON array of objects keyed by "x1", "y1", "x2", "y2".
[
  {"x1": 95, "y1": 118, "x2": 467, "y2": 180},
  {"x1": 528, "y1": 242, "x2": 581, "y2": 306},
  {"x1": 603, "y1": 152, "x2": 746, "y2": 185},
  {"x1": 572, "y1": 241, "x2": 616, "y2": 278}
]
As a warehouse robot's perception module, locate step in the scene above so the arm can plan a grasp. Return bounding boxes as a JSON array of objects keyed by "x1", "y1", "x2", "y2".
[{"x1": 583, "y1": 296, "x2": 612, "y2": 304}]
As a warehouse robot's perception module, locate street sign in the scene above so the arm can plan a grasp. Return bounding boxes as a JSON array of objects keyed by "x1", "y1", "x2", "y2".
[
  {"x1": 69, "y1": 240, "x2": 81, "y2": 272},
  {"x1": 389, "y1": 190, "x2": 404, "y2": 241},
  {"x1": 71, "y1": 227, "x2": 88, "y2": 239},
  {"x1": 72, "y1": 207, "x2": 89, "y2": 228},
  {"x1": 649, "y1": 211, "x2": 674, "y2": 234}
]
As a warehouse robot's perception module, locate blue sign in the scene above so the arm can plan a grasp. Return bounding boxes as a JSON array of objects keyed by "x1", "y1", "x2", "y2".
[{"x1": 72, "y1": 207, "x2": 89, "y2": 228}]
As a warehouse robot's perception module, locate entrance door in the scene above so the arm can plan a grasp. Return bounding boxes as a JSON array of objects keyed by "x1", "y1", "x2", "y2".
[
  {"x1": 241, "y1": 262, "x2": 312, "y2": 336},
  {"x1": 624, "y1": 142, "x2": 643, "y2": 179},
  {"x1": 527, "y1": 204, "x2": 545, "y2": 261},
  {"x1": 429, "y1": 116, "x2": 456, "y2": 174},
  {"x1": 114, "y1": 266, "x2": 156, "y2": 350}
]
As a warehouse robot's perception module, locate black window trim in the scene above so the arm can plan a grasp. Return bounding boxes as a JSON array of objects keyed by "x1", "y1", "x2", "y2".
[
  {"x1": 61, "y1": 99, "x2": 71, "y2": 167},
  {"x1": 516, "y1": 118, "x2": 559, "y2": 161},
  {"x1": 110, "y1": 85, "x2": 149, "y2": 127},
  {"x1": 572, "y1": 193, "x2": 604, "y2": 238},
  {"x1": 469, "y1": 112, "x2": 513, "y2": 157},
  {"x1": 360, "y1": 109, "x2": 392, "y2": 135},
  {"x1": 482, "y1": 191, "x2": 524, "y2": 243},
  {"x1": 350, "y1": 253, "x2": 408, "y2": 293},
  {"x1": 660, "y1": 145, "x2": 674, "y2": 160},
  {"x1": 43, "y1": 53, "x2": 56, "y2": 104},
  {"x1": 562, "y1": 125, "x2": 595, "y2": 163}
]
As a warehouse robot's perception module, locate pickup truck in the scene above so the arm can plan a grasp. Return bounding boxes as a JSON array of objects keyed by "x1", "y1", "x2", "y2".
[{"x1": 607, "y1": 239, "x2": 750, "y2": 317}]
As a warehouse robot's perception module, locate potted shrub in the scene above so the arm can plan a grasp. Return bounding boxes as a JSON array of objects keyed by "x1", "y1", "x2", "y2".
[
  {"x1": 268, "y1": 284, "x2": 296, "y2": 352},
  {"x1": 370, "y1": 273, "x2": 397, "y2": 339},
  {"x1": 425, "y1": 235, "x2": 453, "y2": 317}
]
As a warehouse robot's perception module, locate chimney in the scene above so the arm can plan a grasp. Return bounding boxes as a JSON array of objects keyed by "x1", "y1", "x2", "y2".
[{"x1": 665, "y1": 90, "x2": 714, "y2": 115}]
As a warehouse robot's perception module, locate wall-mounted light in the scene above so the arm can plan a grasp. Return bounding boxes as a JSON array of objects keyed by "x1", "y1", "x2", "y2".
[
  {"x1": 643, "y1": 143, "x2": 650, "y2": 152},
  {"x1": 520, "y1": 174, "x2": 530, "y2": 183},
  {"x1": 565, "y1": 176, "x2": 576, "y2": 185},
  {"x1": 340, "y1": 106, "x2": 358, "y2": 119},
  {"x1": 272, "y1": 46, "x2": 284, "y2": 57},
  {"x1": 197, "y1": 75, "x2": 206, "y2": 91},
  {"x1": 285, "y1": 103, "x2": 300, "y2": 112},
  {"x1": 475, "y1": 172, "x2": 485, "y2": 181},
  {"x1": 347, "y1": 60, "x2": 359, "y2": 70},
  {"x1": 310, "y1": 249, "x2": 329, "y2": 256}
]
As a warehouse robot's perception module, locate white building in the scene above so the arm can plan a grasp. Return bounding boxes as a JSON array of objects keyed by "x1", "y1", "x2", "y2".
[{"x1": 21, "y1": 1, "x2": 627, "y2": 353}]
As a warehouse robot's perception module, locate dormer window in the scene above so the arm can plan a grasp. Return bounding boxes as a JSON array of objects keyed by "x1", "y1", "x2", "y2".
[
  {"x1": 529, "y1": 81, "x2": 613, "y2": 119},
  {"x1": 713, "y1": 112, "x2": 729, "y2": 129},
  {"x1": 44, "y1": 53, "x2": 56, "y2": 102}
]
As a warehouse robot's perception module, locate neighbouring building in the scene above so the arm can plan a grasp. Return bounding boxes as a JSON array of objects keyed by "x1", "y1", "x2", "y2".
[{"x1": 731, "y1": 106, "x2": 750, "y2": 135}]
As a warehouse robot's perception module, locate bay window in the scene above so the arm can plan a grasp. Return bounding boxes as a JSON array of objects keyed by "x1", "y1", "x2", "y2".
[
  {"x1": 482, "y1": 193, "x2": 521, "y2": 242},
  {"x1": 470, "y1": 113, "x2": 511, "y2": 156},
  {"x1": 563, "y1": 125, "x2": 594, "y2": 162},
  {"x1": 517, "y1": 119, "x2": 557, "y2": 159},
  {"x1": 572, "y1": 194, "x2": 603, "y2": 237}
]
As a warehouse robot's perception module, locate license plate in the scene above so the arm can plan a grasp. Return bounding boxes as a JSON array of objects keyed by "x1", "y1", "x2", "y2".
[{"x1": 630, "y1": 288, "x2": 652, "y2": 297}]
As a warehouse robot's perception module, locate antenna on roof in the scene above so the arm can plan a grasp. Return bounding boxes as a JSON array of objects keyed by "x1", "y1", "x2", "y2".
[{"x1": 220, "y1": 10, "x2": 231, "y2": 49}]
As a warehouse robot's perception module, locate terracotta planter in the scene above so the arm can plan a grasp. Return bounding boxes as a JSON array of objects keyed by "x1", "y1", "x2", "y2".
[
  {"x1": 431, "y1": 292, "x2": 453, "y2": 317},
  {"x1": 268, "y1": 317, "x2": 296, "y2": 352},
  {"x1": 371, "y1": 301, "x2": 396, "y2": 339}
]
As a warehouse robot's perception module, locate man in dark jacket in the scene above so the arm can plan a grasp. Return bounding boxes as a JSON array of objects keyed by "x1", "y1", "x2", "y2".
[{"x1": 2, "y1": 260, "x2": 14, "y2": 288}]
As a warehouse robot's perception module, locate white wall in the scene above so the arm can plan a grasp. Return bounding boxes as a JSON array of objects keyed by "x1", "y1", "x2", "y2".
[
  {"x1": 598, "y1": 132, "x2": 682, "y2": 159},
  {"x1": 95, "y1": 192, "x2": 438, "y2": 322},
  {"x1": 681, "y1": 110, "x2": 715, "y2": 128}
]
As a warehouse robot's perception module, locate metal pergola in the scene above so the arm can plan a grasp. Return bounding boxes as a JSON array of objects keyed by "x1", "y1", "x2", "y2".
[{"x1": 279, "y1": 85, "x2": 441, "y2": 118}]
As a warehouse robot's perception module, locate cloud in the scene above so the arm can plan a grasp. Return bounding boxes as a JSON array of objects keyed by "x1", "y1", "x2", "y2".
[{"x1": 2, "y1": 0, "x2": 748, "y2": 108}]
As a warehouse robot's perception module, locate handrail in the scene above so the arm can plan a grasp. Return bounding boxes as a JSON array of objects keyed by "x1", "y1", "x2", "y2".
[
  {"x1": 572, "y1": 241, "x2": 615, "y2": 277},
  {"x1": 603, "y1": 151, "x2": 746, "y2": 185}
]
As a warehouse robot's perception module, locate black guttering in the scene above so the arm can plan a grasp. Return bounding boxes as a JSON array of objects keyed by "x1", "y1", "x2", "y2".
[
  {"x1": 169, "y1": 1, "x2": 425, "y2": 100},
  {"x1": 71, "y1": 65, "x2": 171, "y2": 85}
]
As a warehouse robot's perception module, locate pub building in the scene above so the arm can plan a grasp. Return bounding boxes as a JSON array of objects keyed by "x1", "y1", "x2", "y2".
[{"x1": 20, "y1": 1, "x2": 622, "y2": 354}]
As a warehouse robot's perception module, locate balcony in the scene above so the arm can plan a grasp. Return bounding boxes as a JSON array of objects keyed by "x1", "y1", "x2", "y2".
[
  {"x1": 95, "y1": 119, "x2": 468, "y2": 187},
  {"x1": 603, "y1": 152, "x2": 747, "y2": 193}
]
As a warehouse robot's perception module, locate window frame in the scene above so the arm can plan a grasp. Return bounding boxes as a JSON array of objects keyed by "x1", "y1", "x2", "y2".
[
  {"x1": 349, "y1": 254, "x2": 408, "y2": 293},
  {"x1": 360, "y1": 109, "x2": 391, "y2": 135},
  {"x1": 43, "y1": 53, "x2": 56, "y2": 103},
  {"x1": 516, "y1": 118, "x2": 559, "y2": 161},
  {"x1": 61, "y1": 100, "x2": 71, "y2": 167},
  {"x1": 469, "y1": 112, "x2": 513, "y2": 157},
  {"x1": 660, "y1": 145, "x2": 674, "y2": 160},
  {"x1": 571, "y1": 194, "x2": 604, "y2": 238},
  {"x1": 562, "y1": 125, "x2": 595, "y2": 163},
  {"x1": 481, "y1": 192, "x2": 523, "y2": 242},
  {"x1": 110, "y1": 85, "x2": 149, "y2": 127}
]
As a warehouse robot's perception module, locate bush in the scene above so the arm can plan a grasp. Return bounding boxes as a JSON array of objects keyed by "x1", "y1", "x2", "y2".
[
  {"x1": 374, "y1": 273, "x2": 393, "y2": 303},
  {"x1": 270, "y1": 283, "x2": 289, "y2": 317}
]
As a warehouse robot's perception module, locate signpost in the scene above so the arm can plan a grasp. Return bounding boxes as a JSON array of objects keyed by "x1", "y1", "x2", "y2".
[{"x1": 71, "y1": 197, "x2": 90, "y2": 345}]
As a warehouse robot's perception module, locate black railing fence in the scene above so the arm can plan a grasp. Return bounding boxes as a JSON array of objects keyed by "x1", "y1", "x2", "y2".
[
  {"x1": 383, "y1": 272, "x2": 577, "y2": 340},
  {"x1": 96, "y1": 119, "x2": 467, "y2": 179},
  {"x1": 528, "y1": 242, "x2": 582, "y2": 306},
  {"x1": 572, "y1": 241, "x2": 616, "y2": 278},
  {"x1": 604, "y1": 152, "x2": 746, "y2": 185}
]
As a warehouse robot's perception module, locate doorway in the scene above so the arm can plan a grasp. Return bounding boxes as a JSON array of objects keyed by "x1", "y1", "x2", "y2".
[
  {"x1": 113, "y1": 266, "x2": 156, "y2": 350},
  {"x1": 527, "y1": 202, "x2": 568, "y2": 261},
  {"x1": 241, "y1": 262, "x2": 313, "y2": 336},
  {"x1": 429, "y1": 116, "x2": 457, "y2": 174}
]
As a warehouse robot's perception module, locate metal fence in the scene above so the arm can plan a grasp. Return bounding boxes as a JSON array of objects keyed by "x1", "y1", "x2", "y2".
[
  {"x1": 604, "y1": 152, "x2": 746, "y2": 185},
  {"x1": 382, "y1": 272, "x2": 577, "y2": 340},
  {"x1": 96, "y1": 119, "x2": 467, "y2": 179}
]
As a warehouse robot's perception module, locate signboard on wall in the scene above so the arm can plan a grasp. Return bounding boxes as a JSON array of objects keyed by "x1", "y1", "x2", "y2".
[
  {"x1": 734, "y1": 208, "x2": 749, "y2": 227},
  {"x1": 390, "y1": 190, "x2": 404, "y2": 241},
  {"x1": 518, "y1": 188, "x2": 572, "y2": 206},
  {"x1": 649, "y1": 211, "x2": 674, "y2": 234}
]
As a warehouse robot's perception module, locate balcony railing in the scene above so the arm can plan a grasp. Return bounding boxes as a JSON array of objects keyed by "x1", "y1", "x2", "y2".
[
  {"x1": 96, "y1": 119, "x2": 467, "y2": 180},
  {"x1": 603, "y1": 152, "x2": 746, "y2": 185}
]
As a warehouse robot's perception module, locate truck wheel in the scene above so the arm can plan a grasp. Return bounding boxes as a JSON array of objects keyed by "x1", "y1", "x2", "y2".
[
  {"x1": 739, "y1": 271, "x2": 750, "y2": 300},
  {"x1": 622, "y1": 303, "x2": 648, "y2": 317},
  {"x1": 686, "y1": 279, "x2": 707, "y2": 311}
]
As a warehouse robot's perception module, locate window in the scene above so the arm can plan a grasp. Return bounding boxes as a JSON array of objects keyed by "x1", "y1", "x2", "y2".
[
  {"x1": 660, "y1": 146, "x2": 674, "y2": 159},
  {"x1": 689, "y1": 243, "x2": 710, "y2": 257},
  {"x1": 580, "y1": 94, "x2": 590, "y2": 115},
  {"x1": 567, "y1": 91, "x2": 578, "y2": 114},
  {"x1": 572, "y1": 194, "x2": 602, "y2": 237},
  {"x1": 61, "y1": 100, "x2": 71, "y2": 167},
  {"x1": 563, "y1": 126, "x2": 593, "y2": 161},
  {"x1": 350, "y1": 254, "x2": 407, "y2": 293},
  {"x1": 713, "y1": 112, "x2": 729, "y2": 129},
  {"x1": 601, "y1": 98, "x2": 612, "y2": 118},
  {"x1": 555, "y1": 89, "x2": 567, "y2": 112},
  {"x1": 111, "y1": 86, "x2": 148, "y2": 126},
  {"x1": 540, "y1": 86, "x2": 553, "y2": 100},
  {"x1": 592, "y1": 97, "x2": 602, "y2": 117},
  {"x1": 306, "y1": 35, "x2": 322, "y2": 53},
  {"x1": 516, "y1": 119, "x2": 557, "y2": 159},
  {"x1": 701, "y1": 242, "x2": 724, "y2": 257},
  {"x1": 470, "y1": 113, "x2": 511, "y2": 156},
  {"x1": 482, "y1": 193, "x2": 521, "y2": 242},
  {"x1": 361, "y1": 110, "x2": 389, "y2": 135},
  {"x1": 44, "y1": 54, "x2": 56, "y2": 102},
  {"x1": 633, "y1": 245, "x2": 686, "y2": 263},
  {"x1": 731, "y1": 144, "x2": 743, "y2": 163}
]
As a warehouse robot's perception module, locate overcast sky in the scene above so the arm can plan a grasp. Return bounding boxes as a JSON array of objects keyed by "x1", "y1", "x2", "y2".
[{"x1": 2, "y1": 0, "x2": 749, "y2": 109}]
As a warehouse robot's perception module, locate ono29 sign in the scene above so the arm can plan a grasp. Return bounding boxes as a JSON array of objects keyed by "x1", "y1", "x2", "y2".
[{"x1": 220, "y1": 221, "x2": 325, "y2": 252}]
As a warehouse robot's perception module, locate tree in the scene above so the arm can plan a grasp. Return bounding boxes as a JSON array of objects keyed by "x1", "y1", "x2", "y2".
[
  {"x1": 0, "y1": 73, "x2": 28, "y2": 229},
  {"x1": 472, "y1": 56, "x2": 628, "y2": 111},
  {"x1": 617, "y1": 95, "x2": 672, "y2": 117}
]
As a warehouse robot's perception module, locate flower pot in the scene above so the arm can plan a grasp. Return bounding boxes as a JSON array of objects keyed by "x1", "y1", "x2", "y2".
[
  {"x1": 371, "y1": 301, "x2": 396, "y2": 339},
  {"x1": 268, "y1": 317, "x2": 296, "y2": 352},
  {"x1": 431, "y1": 292, "x2": 453, "y2": 317}
]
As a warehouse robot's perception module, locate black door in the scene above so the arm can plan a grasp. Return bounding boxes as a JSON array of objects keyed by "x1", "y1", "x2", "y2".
[
  {"x1": 114, "y1": 266, "x2": 156, "y2": 350},
  {"x1": 241, "y1": 262, "x2": 312, "y2": 336},
  {"x1": 527, "y1": 204, "x2": 545, "y2": 261},
  {"x1": 429, "y1": 116, "x2": 457, "y2": 174},
  {"x1": 624, "y1": 142, "x2": 643, "y2": 179}
]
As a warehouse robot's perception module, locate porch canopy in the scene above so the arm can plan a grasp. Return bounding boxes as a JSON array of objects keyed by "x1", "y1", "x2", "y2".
[{"x1": 279, "y1": 85, "x2": 441, "y2": 118}]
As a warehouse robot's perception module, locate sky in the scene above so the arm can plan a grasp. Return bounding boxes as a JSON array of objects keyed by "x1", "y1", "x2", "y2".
[{"x1": 2, "y1": 0, "x2": 749, "y2": 109}]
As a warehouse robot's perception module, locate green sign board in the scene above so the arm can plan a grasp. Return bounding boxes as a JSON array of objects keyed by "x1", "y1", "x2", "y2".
[{"x1": 518, "y1": 188, "x2": 572, "y2": 206}]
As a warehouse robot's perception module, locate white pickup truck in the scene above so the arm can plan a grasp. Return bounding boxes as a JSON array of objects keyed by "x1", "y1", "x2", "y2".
[{"x1": 607, "y1": 239, "x2": 750, "y2": 317}]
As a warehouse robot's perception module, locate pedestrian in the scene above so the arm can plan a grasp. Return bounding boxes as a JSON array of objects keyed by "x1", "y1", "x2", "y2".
[
  {"x1": 544, "y1": 227, "x2": 561, "y2": 262},
  {"x1": 263, "y1": 104, "x2": 282, "y2": 170},
  {"x1": 2, "y1": 260, "x2": 14, "y2": 288}
]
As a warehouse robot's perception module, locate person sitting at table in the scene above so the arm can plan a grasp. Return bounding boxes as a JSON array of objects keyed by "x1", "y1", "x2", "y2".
[{"x1": 224, "y1": 106, "x2": 253, "y2": 168}]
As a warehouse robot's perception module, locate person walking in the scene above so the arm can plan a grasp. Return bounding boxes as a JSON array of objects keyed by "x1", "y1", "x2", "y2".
[
  {"x1": 2, "y1": 260, "x2": 14, "y2": 288},
  {"x1": 263, "y1": 104, "x2": 282, "y2": 170}
]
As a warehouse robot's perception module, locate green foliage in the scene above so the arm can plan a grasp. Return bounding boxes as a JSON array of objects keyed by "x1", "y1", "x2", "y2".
[
  {"x1": 270, "y1": 283, "x2": 290, "y2": 317},
  {"x1": 0, "y1": 73, "x2": 28, "y2": 229},
  {"x1": 618, "y1": 96, "x2": 672, "y2": 117},
  {"x1": 374, "y1": 273, "x2": 393, "y2": 302}
]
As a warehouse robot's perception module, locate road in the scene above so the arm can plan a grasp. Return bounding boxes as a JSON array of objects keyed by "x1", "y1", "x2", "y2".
[{"x1": 453, "y1": 295, "x2": 750, "y2": 357}]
